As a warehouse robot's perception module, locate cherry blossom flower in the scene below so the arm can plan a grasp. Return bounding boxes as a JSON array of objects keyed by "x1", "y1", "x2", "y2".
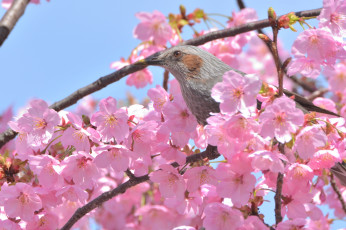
[
  {"x1": 250, "y1": 150, "x2": 287, "y2": 173},
  {"x1": 91, "y1": 97, "x2": 129, "y2": 143},
  {"x1": 203, "y1": 202, "x2": 244, "y2": 230},
  {"x1": 212, "y1": 70, "x2": 262, "y2": 116},
  {"x1": 61, "y1": 151, "x2": 99, "y2": 189},
  {"x1": 26, "y1": 211, "x2": 59, "y2": 230},
  {"x1": 312, "y1": 97, "x2": 338, "y2": 114},
  {"x1": 287, "y1": 56, "x2": 322, "y2": 79},
  {"x1": 148, "y1": 85, "x2": 170, "y2": 112},
  {"x1": 318, "y1": 0, "x2": 346, "y2": 38},
  {"x1": 259, "y1": 96, "x2": 304, "y2": 143},
  {"x1": 155, "y1": 143, "x2": 186, "y2": 165},
  {"x1": 29, "y1": 155, "x2": 64, "y2": 189},
  {"x1": 163, "y1": 95, "x2": 198, "y2": 133},
  {"x1": 150, "y1": 164, "x2": 186, "y2": 200},
  {"x1": 276, "y1": 218, "x2": 307, "y2": 230},
  {"x1": 9, "y1": 99, "x2": 60, "y2": 150},
  {"x1": 135, "y1": 205, "x2": 177, "y2": 230},
  {"x1": 291, "y1": 28, "x2": 346, "y2": 65},
  {"x1": 294, "y1": 125, "x2": 327, "y2": 160},
  {"x1": 94, "y1": 144, "x2": 132, "y2": 172},
  {"x1": 60, "y1": 112, "x2": 91, "y2": 152},
  {"x1": 133, "y1": 10, "x2": 173, "y2": 45},
  {"x1": 324, "y1": 62, "x2": 346, "y2": 93},
  {"x1": 184, "y1": 166, "x2": 217, "y2": 193},
  {"x1": 0, "y1": 182, "x2": 42, "y2": 221},
  {"x1": 238, "y1": 216, "x2": 269, "y2": 230},
  {"x1": 308, "y1": 148, "x2": 341, "y2": 171},
  {"x1": 215, "y1": 154, "x2": 256, "y2": 207}
]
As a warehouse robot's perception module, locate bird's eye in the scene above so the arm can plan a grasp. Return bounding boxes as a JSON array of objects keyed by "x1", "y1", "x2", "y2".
[{"x1": 173, "y1": 51, "x2": 182, "y2": 58}]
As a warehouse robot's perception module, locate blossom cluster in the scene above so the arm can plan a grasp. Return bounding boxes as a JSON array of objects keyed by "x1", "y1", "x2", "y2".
[{"x1": 1, "y1": 1, "x2": 346, "y2": 229}]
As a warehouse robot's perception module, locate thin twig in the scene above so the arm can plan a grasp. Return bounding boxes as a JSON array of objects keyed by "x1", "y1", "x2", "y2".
[
  {"x1": 330, "y1": 173, "x2": 346, "y2": 214},
  {"x1": 236, "y1": 0, "x2": 318, "y2": 93},
  {"x1": 274, "y1": 143, "x2": 285, "y2": 224},
  {"x1": 60, "y1": 144, "x2": 219, "y2": 230},
  {"x1": 0, "y1": 8, "x2": 322, "y2": 149},
  {"x1": 274, "y1": 172, "x2": 284, "y2": 224},
  {"x1": 0, "y1": 0, "x2": 30, "y2": 46}
]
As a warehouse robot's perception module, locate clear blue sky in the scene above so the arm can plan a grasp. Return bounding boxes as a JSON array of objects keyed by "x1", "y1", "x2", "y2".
[{"x1": 1, "y1": 0, "x2": 344, "y2": 229}]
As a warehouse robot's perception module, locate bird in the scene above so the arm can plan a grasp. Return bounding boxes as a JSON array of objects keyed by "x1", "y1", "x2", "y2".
[{"x1": 138, "y1": 45, "x2": 345, "y2": 185}]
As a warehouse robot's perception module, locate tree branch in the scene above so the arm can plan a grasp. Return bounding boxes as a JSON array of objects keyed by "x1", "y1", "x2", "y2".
[
  {"x1": 0, "y1": 8, "x2": 322, "y2": 150},
  {"x1": 60, "y1": 144, "x2": 219, "y2": 230},
  {"x1": 0, "y1": 0, "x2": 30, "y2": 46},
  {"x1": 330, "y1": 173, "x2": 346, "y2": 214}
]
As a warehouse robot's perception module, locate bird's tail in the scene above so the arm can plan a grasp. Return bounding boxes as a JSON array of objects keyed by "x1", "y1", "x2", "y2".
[{"x1": 330, "y1": 162, "x2": 346, "y2": 186}]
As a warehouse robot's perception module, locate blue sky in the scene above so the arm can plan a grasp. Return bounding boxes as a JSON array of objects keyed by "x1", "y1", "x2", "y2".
[{"x1": 1, "y1": 0, "x2": 344, "y2": 229}]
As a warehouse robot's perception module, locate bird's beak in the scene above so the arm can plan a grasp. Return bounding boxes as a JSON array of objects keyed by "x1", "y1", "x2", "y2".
[{"x1": 135, "y1": 51, "x2": 163, "y2": 66}]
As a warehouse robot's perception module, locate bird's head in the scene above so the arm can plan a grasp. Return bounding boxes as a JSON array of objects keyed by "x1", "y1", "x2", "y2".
[{"x1": 139, "y1": 45, "x2": 234, "y2": 86}]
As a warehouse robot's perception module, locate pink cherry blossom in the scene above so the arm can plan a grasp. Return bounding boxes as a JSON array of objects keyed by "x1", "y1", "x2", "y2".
[
  {"x1": 184, "y1": 166, "x2": 217, "y2": 193},
  {"x1": 148, "y1": 85, "x2": 170, "y2": 112},
  {"x1": 203, "y1": 202, "x2": 244, "y2": 230},
  {"x1": 287, "y1": 56, "x2": 322, "y2": 79},
  {"x1": 61, "y1": 151, "x2": 99, "y2": 189},
  {"x1": 308, "y1": 148, "x2": 341, "y2": 171},
  {"x1": 276, "y1": 218, "x2": 307, "y2": 230},
  {"x1": 259, "y1": 96, "x2": 304, "y2": 143},
  {"x1": 128, "y1": 120, "x2": 158, "y2": 158},
  {"x1": 26, "y1": 212, "x2": 59, "y2": 230},
  {"x1": 133, "y1": 10, "x2": 172, "y2": 45},
  {"x1": 94, "y1": 144, "x2": 131, "y2": 172},
  {"x1": 291, "y1": 28, "x2": 346, "y2": 64},
  {"x1": 55, "y1": 185, "x2": 88, "y2": 203},
  {"x1": 126, "y1": 68, "x2": 153, "y2": 89},
  {"x1": 29, "y1": 155, "x2": 64, "y2": 189},
  {"x1": 0, "y1": 219, "x2": 21, "y2": 230},
  {"x1": 318, "y1": 0, "x2": 346, "y2": 38},
  {"x1": 0, "y1": 182, "x2": 42, "y2": 221},
  {"x1": 91, "y1": 97, "x2": 129, "y2": 143},
  {"x1": 238, "y1": 216, "x2": 269, "y2": 230},
  {"x1": 249, "y1": 150, "x2": 287, "y2": 173},
  {"x1": 60, "y1": 112, "x2": 91, "y2": 152},
  {"x1": 155, "y1": 143, "x2": 186, "y2": 165},
  {"x1": 282, "y1": 182, "x2": 315, "y2": 219},
  {"x1": 10, "y1": 99, "x2": 60, "y2": 150},
  {"x1": 294, "y1": 125, "x2": 327, "y2": 160},
  {"x1": 164, "y1": 190, "x2": 203, "y2": 215},
  {"x1": 163, "y1": 95, "x2": 198, "y2": 133},
  {"x1": 135, "y1": 205, "x2": 177, "y2": 230},
  {"x1": 150, "y1": 164, "x2": 186, "y2": 200},
  {"x1": 211, "y1": 70, "x2": 262, "y2": 116},
  {"x1": 324, "y1": 62, "x2": 346, "y2": 93},
  {"x1": 286, "y1": 163, "x2": 314, "y2": 191},
  {"x1": 215, "y1": 155, "x2": 256, "y2": 207},
  {"x1": 312, "y1": 97, "x2": 338, "y2": 114}
]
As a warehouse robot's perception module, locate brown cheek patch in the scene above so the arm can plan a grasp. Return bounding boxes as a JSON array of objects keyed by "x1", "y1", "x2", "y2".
[{"x1": 182, "y1": 54, "x2": 203, "y2": 78}]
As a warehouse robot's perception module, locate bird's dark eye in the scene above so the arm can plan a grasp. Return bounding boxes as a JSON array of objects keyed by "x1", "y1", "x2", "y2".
[{"x1": 173, "y1": 50, "x2": 182, "y2": 58}]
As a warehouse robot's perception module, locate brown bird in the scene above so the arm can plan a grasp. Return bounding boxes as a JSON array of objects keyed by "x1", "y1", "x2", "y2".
[{"x1": 140, "y1": 45, "x2": 345, "y2": 185}]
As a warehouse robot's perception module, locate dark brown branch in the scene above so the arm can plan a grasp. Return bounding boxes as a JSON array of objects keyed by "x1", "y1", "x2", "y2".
[
  {"x1": 0, "y1": 8, "x2": 322, "y2": 149},
  {"x1": 330, "y1": 173, "x2": 346, "y2": 214},
  {"x1": 274, "y1": 172, "x2": 284, "y2": 224},
  {"x1": 0, "y1": 0, "x2": 30, "y2": 46},
  {"x1": 274, "y1": 143, "x2": 285, "y2": 224},
  {"x1": 236, "y1": 0, "x2": 246, "y2": 10},
  {"x1": 60, "y1": 144, "x2": 219, "y2": 230}
]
